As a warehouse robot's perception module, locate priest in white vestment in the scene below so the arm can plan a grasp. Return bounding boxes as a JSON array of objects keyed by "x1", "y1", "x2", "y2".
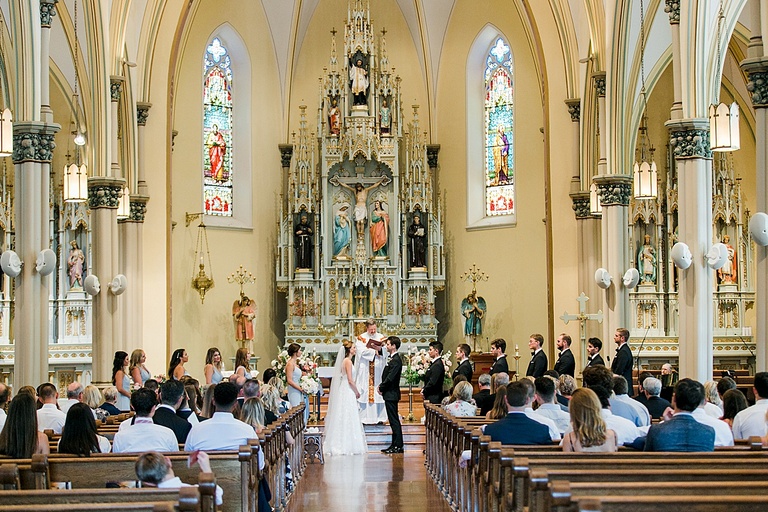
[{"x1": 354, "y1": 319, "x2": 387, "y2": 424}]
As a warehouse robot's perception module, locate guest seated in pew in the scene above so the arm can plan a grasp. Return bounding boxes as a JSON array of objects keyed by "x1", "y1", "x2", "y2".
[
  {"x1": 0, "y1": 383, "x2": 8, "y2": 432},
  {"x1": 557, "y1": 374, "x2": 576, "y2": 409},
  {"x1": 532, "y1": 377, "x2": 570, "y2": 433},
  {"x1": 562, "y1": 388, "x2": 617, "y2": 452},
  {"x1": 520, "y1": 378, "x2": 561, "y2": 441},
  {"x1": 644, "y1": 378, "x2": 715, "y2": 452},
  {"x1": 261, "y1": 383, "x2": 291, "y2": 420},
  {"x1": 154, "y1": 380, "x2": 192, "y2": 444},
  {"x1": 717, "y1": 377, "x2": 738, "y2": 403},
  {"x1": 135, "y1": 450, "x2": 223, "y2": 506},
  {"x1": 60, "y1": 382, "x2": 85, "y2": 414},
  {"x1": 178, "y1": 384, "x2": 203, "y2": 425},
  {"x1": 443, "y1": 381, "x2": 477, "y2": 417},
  {"x1": 611, "y1": 376, "x2": 651, "y2": 427},
  {"x1": 83, "y1": 385, "x2": 109, "y2": 421},
  {"x1": 473, "y1": 374, "x2": 495, "y2": 416},
  {"x1": 441, "y1": 375, "x2": 469, "y2": 407},
  {"x1": 483, "y1": 381, "x2": 552, "y2": 445},
  {"x1": 200, "y1": 384, "x2": 216, "y2": 419},
  {"x1": 144, "y1": 379, "x2": 160, "y2": 397},
  {"x1": 99, "y1": 386, "x2": 122, "y2": 416},
  {"x1": 486, "y1": 384, "x2": 508, "y2": 420},
  {"x1": 241, "y1": 397, "x2": 266, "y2": 433},
  {"x1": 721, "y1": 388, "x2": 748, "y2": 429},
  {"x1": 572, "y1": 365, "x2": 643, "y2": 446},
  {"x1": 637, "y1": 377, "x2": 671, "y2": 420},
  {"x1": 114, "y1": 389, "x2": 179, "y2": 453},
  {"x1": 490, "y1": 372, "x2": 509, "y2": 395},
  {"x1": 59, "y1": 402, "x2": 112, "y2": 455},
  {"x1": 184, "y1": 382, "x2": 258, "y2": 452},
  {"x1": 702, "y1": 380, "x2": 724, "y2": 418},
  {"x1": 633, "y1": 371, "x2": 654, "y2": 405},
  {"x1": 262, "y1": 368, "x2": 277, "y2": 386},
  {"x1": 691, "y1": 388, "x2": 734, "y2": 447},
  {"x1": 37, "y1": 383, "x2": 66, "y2": 434},
  {"x1": 732, "y1": 372, "x2": 768, "y2": 439},
  {"x1": 0, "y1": 393, "x2": 50, "y2": 457}
]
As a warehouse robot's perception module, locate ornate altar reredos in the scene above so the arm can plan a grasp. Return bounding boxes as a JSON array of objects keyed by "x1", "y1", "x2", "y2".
[{"x1": 276, "y1": 2, "x2": 445, "y2": 357}]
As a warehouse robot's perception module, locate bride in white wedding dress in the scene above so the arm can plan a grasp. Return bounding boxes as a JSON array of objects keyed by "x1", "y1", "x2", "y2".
[{"x1": 323, "y1": 339, "x2": 368, "y2": 456}]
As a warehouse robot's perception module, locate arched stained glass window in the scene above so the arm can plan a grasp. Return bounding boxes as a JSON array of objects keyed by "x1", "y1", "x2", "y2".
[
  {"x1": 484, "y1": 37, "x2": 514, "y2": 217},
  {"x1": 203, "y1": 38, "x2": 234, "y2": 216}
]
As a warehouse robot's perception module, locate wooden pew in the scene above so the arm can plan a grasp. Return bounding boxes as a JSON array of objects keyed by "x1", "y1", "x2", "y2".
[
  {"x1": 0, "y1": 484, "x2": 204, "y2": 512},
  {"x1": 576, "y1": 495, "x2": 768, "y2": 512},
  {"x1": 545, "y1": 479, "x2": 768, "y2": 512}
]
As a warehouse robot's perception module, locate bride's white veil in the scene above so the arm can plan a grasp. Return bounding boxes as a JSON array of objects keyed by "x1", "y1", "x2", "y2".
[{"x1": 323, "y1": 344, "x2": 347, "y2": 433}]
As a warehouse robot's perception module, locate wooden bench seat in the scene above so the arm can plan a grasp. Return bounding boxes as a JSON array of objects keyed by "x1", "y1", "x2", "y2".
[{"x1": 576, "y1": 495, "x2": 768, "y2": 512}]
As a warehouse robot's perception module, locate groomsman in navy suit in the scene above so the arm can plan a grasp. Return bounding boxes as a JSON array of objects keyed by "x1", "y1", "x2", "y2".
[
  {"x1": 421, "y1": 341, "x2": 446, "y2": 404},
  {"x1": 553, "y1": 333, "x2": 575, "y2": 377},
  {"x1": 379, "y1": 336, "x2": 403, "y2": 454},
  {"x1": 526, "y1": 334, "x2": 548, "y2": 378}
]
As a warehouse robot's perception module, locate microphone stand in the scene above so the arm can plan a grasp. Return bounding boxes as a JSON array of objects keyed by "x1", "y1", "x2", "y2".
[
  {"x1": 635, "y1": 326, "x2": 651, "y2": 376},
  {"x1": 738, "y1": 336, "x2": 756, "y2": 375}
]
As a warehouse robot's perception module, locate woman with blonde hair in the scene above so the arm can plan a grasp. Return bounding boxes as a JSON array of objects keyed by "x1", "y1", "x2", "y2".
[
  {"x1": 240, "y1": 397, "x2": 266, "y2": 433},
  {"x1": 129, "y1": 349, "x2": 152, "y2": 387},
  {"x1": 444, "y1": 381, "x2": 477, "y2": 417},
  {"x1": 485, "y1": 384, "x2": 508, "y2": 420},
  {"x1": 562, "y1": 387, "x2": 617, "y2": 452},
  {"x1": 703, "y1": 380, "x2": 723, "y2": 418},
  {"x1": 82, "y1": 385, "x2": 109, "y2": 421},
  {"x1": 201, "y1": 384, "x2": 216, "y2": 419}
]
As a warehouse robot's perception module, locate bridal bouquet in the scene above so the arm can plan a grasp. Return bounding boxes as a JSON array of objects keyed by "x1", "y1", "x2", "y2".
[
  {"x1": 271, "y1": 348, "x2": 290, "y2": 384},
  {"x1": 271, "y1": 345, "x2": 320, "y2": 391}
]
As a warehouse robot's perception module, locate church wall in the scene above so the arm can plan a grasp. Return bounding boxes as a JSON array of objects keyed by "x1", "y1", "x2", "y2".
[
  {"x1": 166, "y1": 1, "x2": 283, "y2": 379},
  {"x1": 435, "y1": 1, "x2": 549, "y2": 366}
]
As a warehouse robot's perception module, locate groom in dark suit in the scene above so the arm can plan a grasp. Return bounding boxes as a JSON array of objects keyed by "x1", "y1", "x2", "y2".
[{"x1": 378, "y1": 336, "x2": 403, "y2": 454}]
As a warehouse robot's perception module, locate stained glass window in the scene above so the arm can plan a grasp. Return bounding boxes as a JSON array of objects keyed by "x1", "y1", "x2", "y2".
[
  {"x1": 484, "y1": 38, "x2": 514, "y2": 217},
  {"x1": 203, "y1": 38, "x2": 233, "y2": 216}
]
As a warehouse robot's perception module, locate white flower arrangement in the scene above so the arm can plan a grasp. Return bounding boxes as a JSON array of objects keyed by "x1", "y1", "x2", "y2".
[{"x1": 300, "y1": 375, "x2": 320, "y2": 395}]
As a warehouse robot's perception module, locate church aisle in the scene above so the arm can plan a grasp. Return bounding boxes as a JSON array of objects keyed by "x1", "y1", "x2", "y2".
[{"x1": 285, "y1": 452, "x2": 452, "y2": 512}]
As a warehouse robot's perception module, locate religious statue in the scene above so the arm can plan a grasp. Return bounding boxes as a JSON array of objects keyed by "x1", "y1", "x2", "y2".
[
  {"x1": 349, "y1": 58, "x2": 369, "y2": 106},
  {"x1": 294, "y1": 214, "x2": 313, "y2": 269},
  {"x1": 369, "y1": 200, "x2": 389, "y2": 257},
  {"x1": 492, "y1": 125, "x2": 509, "y2": 185},
  {"x1": 232, "y1": 294, "x2": 256, "y2": 343},
  {"x1": 333, "y1": 205, "x2": 351, "y2": 258},
  {"x1": 407, "y1": 214, "x2": 427, "y2": 268},
  {"x1": 328, "y1": 98, "x2": 340, "y2": 136},
  {"x1": 462, "y1": 291, "x2": 486, "y2": 340},
  {"x1": 637, "y1": 234, "x2": 657, "y2": 284},
  {"x1": 206, "y1": 124, "x2": 227, "y2": 181},
  {"x1": 338, "y1": 178, "x2": 386, "y2": 234},
  {"x1": 68, "y1": 240, "x2": 86, "y2": 289},
  {"x1": 380, "y1": 99, "x2": 391, "y2": 134},
  {"x1": 718, "y1": 234, "x2": 738, "y2": 285},
  {"x1": 340, "y1": 297, "x2": 349, "y2": 317},
  {"x1": 373, "y1": 296, "x2": 383, "y2": 317}
]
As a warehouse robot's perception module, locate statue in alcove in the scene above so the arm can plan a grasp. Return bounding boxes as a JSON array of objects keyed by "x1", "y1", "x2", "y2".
[
  {"x1": 637, "y1": 234, "x2": 656, "y2": 284},
  {"x1": 408, "y1": 213, "x2": 427, "y2": 268},
  {"x1": 294, "y1": 214, "x2": 313, "y2": 269},
  {"x1": 68, "y1": 240, "x2": 86, "y2": 289},
  {"x1": 718, "y1": 234, "x2": 738, "y2": 285},
  {"x1": 349, "y1": 58, "x2": 369, "y2": 106},
  {"x1": 369, "y1": 200, "x2": 389, "y2": 257}
]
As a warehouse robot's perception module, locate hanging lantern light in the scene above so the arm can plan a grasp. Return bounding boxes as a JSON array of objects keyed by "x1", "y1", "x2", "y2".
[
  {"x1": 63, "y1": 162, "x2": 88, "y2": 202},
  {"x1": 632, "y1": 0, "x2": 657, "y2": 199},
  {"x1": 117, "y1": 186, "x2": 130, "y2": 219},
  {"x1": 589, "y1": 181, "x2": 602, "y2": 216},
  {"x1": 709, "y1": 0, "x2": 739, "y2": 152}
]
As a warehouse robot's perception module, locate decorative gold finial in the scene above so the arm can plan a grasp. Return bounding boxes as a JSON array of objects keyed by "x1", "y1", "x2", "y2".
[{"x1": 460, "y1": 263, "x2": 489, "y2": 295}]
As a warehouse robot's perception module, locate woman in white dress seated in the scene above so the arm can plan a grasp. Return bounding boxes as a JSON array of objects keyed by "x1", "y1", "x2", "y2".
[{"x1": 323, "y1": 340, "x2": 368, "y2": 456}]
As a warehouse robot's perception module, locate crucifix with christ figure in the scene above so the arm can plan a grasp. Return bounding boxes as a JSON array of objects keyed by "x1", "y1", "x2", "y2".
[{"x1": 560, "y1": 292, "x2": 603, "y2": 362}]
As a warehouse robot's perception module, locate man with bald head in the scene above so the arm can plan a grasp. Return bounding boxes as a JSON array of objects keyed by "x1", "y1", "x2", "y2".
[{"x1": 61, "y1": 381, "x2": 84, "y2": 414}]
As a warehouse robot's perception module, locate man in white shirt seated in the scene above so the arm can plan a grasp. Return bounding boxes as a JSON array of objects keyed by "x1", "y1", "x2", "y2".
[
  {"x1": 185, "y1": 382, "x2": 257, "y2": 452},
  {"x1": 113, "y1": 388, "x2": 179, "y2": 453},
  {"x1": 135, "y1": 451, "x2": 223, "y2": 506},
  {"x1": 532, "y1": 377, "x2": 570, "y2": 434},
  {"x1": 60, "y1": 382, "x2": 84, "y2": 414},
  {"x1": 571, "y1": 365, "x2": 643, "y2": 445},
  {"x1": 519, "y1": 378, "x2": 561, "y2": 441},
  {"x1": 732, "y1": 372, "x2": 768, "y2": 439},
  {"x1": 691, "y1": 394, "x2": 734, "y2": 447},
  {"x1": 37, "y1": 383, "x2": 67, "y2": 434},
  {"x1": 611, "y1": 376, "x2": 651, "y2": 427}
]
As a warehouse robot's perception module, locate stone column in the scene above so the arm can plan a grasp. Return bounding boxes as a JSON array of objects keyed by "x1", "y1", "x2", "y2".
[
  {"x1": 742, "y1": 58, "x2": 768, "y2": 370},
  {"x1": 136, "y1": 103, "x2": 151, "y2": 195},
  {"x1": 664, "y1": 1, "x2": 683, "y2": 120},
  {"x1": 88, "y1": 178, "x2": 125, "y2": 385},
  {"x1": 39, "y1": 0, "x2": 57, "y2": 123},
  {"x1": 119, "y1": 197, "x2": 148, "y2": 354},
  {"x1": 666, "y1": 119, "x2": 713, "y2": 381},
  {"x1": 13, "y1": 122, "x2": 59, "y2": 387}
]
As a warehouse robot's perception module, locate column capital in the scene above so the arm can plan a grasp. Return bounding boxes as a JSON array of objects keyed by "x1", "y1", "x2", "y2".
[
  {"x1": 592, "y1": 73, "x2": 606, "y2": 97},
  {"x1": 426, "y1": 144, "x2": 441, "y2": 169},
  {"x1": 279, "y1": 144, "x2": 293, "y2": 168},
  {"x1": 12, "y1": 121, "x2": 61, "y2": 164},
  {"x1": 593, "y1": 174, "x2": 632, "y2": 207},
  {"x1": 110, "y1": 76, "x2": 125, "y2": 102},
  {"x1": 40, "y1": 0, "x2": 58, "y2": 28},
  {"x1": 664, "y1": 0, "x2": 680, "y2": 24},
  {"x1": 666, "y1": 118, "x2": 711, "y2": 159},
  {"x1": 88, "y1": 177, "x2": 126, "y2": 209},
  {"x1": 136, "y1": 102, "x2": 153, "y2": 126},
  {"x1": 741, "y1": 57, "x2": 768, "y2": 108},
  {"x1": 570, "y1": 191, "x2": 591, "y2": 219},
  {"x1": 565, "y1": 99, "x2": 581, "y2": 122},
  {"x1": 126, "y1": 195, "x2": 149, "y2": 223}
]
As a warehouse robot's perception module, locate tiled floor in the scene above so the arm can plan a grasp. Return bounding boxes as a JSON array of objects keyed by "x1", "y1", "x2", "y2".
[{"x1": 285, "y1": 451, "x2": 452, "y2": 512}]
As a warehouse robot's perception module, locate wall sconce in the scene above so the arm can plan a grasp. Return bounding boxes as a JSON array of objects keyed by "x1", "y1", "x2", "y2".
[{"x1": 187, "y1": 212, "x2": 214, "y2": 303}]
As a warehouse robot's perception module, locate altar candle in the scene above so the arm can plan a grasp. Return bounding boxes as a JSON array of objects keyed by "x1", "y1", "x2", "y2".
[{"x1": 515, "y1": 344, "x2": 519, "y2": 354}]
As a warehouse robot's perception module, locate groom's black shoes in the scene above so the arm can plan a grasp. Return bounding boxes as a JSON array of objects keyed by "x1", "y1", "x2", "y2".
[
  {"x1": 381, "y1": 446, "x2": 393, "y2": 453},
  {"x1": 388, "y1": 446, "x2": 404, "y2": 454}
]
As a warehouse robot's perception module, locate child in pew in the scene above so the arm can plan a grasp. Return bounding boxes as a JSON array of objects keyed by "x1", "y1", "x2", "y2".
[{"x1": 135, "y1": 450, "x2": 223, "y2": 506}]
